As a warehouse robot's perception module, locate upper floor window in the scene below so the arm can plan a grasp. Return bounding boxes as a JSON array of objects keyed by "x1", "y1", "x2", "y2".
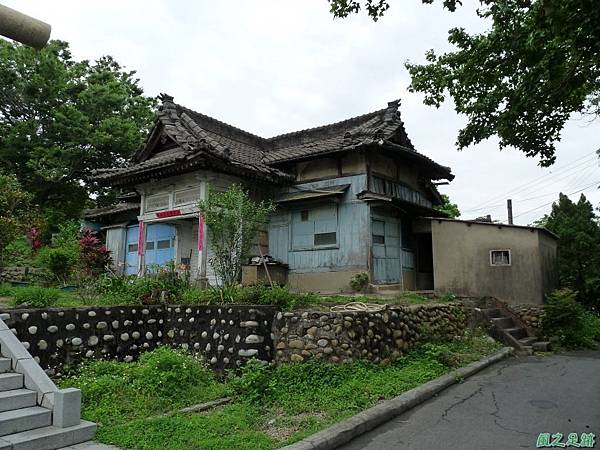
[
  {"x1": 145, "y1": 194, "x2": 170, "y2": 212},
  {"x1": 490, "y1": 249, "x2": 511, "y2": 266},
  {"x1": 174, "y1": 188, "x2": 200, "y2": 207},
  {"x1": 292, "y1": 204, "x2": 338, "y2": 250}
]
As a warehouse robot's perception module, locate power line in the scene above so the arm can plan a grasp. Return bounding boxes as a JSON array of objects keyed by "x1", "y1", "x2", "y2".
[
  {"x1": 467, "y1": 150, "x2": 599, "y2": 211},
  {"x1": 512, "y1": 180, "x2": 600, "y2": 220},
  {"x1": 462, "y1": 174, "x2": 600, "y2": 214}
]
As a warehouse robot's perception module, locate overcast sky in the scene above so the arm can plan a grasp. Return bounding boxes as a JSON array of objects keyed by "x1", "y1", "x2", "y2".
[{"x1": 6, "y1": 0, "x2": 600, "y2": 224}]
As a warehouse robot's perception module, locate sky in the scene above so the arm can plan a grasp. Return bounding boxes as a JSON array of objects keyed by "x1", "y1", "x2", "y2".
[{"x1": 5, "y1": 0, "x2": 600, "y2": 225}]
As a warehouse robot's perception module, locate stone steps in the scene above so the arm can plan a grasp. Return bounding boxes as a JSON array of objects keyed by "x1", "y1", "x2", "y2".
[
  {"x1": 0, "y1": 315, "x2": 97, "y2": 449},
  {"x1": 0, "y1": 407, "x2": 51, "y2": 437},
  {"x1": 0, "y1": 375, "x2": 24, "y2": 393},
  {"x1": 490, "y1": 317, "x2": 514, "y2": 329},
  {"x1": 480, "y1": 306, "x2": 551, "y2": 354},
  {"x1": 0, "y1": 421, "x2": 96, "y2": 450},
  {"x1": 0, "y1": 359, "x2": 11, "y2": 374},
  {"x1": 0, "y1": 390, "x2": 37, "y2": 413}
]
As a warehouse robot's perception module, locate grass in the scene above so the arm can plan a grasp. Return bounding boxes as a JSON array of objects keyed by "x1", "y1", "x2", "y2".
[
  {"x1": 0, "y1": 281, "x2": 458, "y2": 310},
  {"x1": 59, "y1": 330, "x2": 500, "y2": 450}
]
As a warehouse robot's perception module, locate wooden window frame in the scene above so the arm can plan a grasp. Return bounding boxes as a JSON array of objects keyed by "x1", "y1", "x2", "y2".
[{"x1": 489, "y1": 249, "x2": 512, "y2": 267}]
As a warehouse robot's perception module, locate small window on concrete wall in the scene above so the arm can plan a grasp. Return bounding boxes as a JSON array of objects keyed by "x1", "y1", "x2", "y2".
[{"x1": 490, "y1": 249, "x2": 511, "y2": 266}]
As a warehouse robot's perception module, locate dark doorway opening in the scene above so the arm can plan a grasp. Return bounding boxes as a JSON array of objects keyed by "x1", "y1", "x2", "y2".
[{"x1": 416, "y1": 233, "x2": 434, "y2": 290}]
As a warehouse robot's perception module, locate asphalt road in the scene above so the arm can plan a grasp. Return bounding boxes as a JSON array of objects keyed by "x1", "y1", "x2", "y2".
[{"x1": 342, "y1": 351, "x2": 600, "y2": 450}]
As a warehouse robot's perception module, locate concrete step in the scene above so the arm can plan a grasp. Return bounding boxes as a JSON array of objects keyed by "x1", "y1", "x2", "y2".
[
  {"x1": 519, "y1": 337, "x2": 537, "y2": 346},
  {"x1": 0, "y1": 420, "x2": 97, "y2": 450},
  {"x1": 532, "y1": 341, "x2": 552, "y2": 352},
  {"x1": 505, "y1": 327, "x2": 528, "y2": 340},
  {"x1": 0, "y1": 373, "x2": 23, "y2": 392},
  {"x1": 369, "y1": 283, "x2": 403, "y2": 292},
  {"x1": 490, "y1": 317, "x2": 514, "y2": 329},
  {"x1": 0, "y1": 406, "x2": 51, "y2": 437},
  {"x1": 481, "y1": 308, "x2": 502, "y2": 319},
  {"x1": 0, "y1": 359, "x2": 11, "y2": 374},
  {"x1": 0, "y1": 389, "x2": 37, "y2": 413}
]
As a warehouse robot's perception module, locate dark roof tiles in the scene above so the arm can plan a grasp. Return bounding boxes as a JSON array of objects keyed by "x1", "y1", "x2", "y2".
[{"x1": 96, "y1": 94, "x2": 452, "y2": 184}]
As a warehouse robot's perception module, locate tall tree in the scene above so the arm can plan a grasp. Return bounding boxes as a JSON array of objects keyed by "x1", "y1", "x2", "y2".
[
  {"x1": 541, "y1": 193, "x2": 600, "y2": 309},
  {"x1": 327, "y1": 0, "x2": 600, "y2": 167},
  {"x1": 0, "y1": 40, "x2": 156, "y2": 223},
  {"x1": 434, "y1": 194, "x2": 460, "y2": 218}
]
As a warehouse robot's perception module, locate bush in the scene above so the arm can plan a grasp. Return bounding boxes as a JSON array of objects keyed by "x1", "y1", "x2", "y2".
[
  {"x1": 0, "y1": 283, "x2": 15, "y2": 297},
  {"x1": 37, "y1": 247, "x2": 78, "y2": 284},
  {"x1": 350, "y1": 272, "x2": 369, "y2": 292},
  {"x1": 13, "y1": 286, "x2": 61, "y2": 307},
  {"x1": 3, "y1": 237, "x2": 34, "y2": 267},
  {"x1": 542, "y1": 289, "x2": 600, "y2": 348},
  {"x1": 133, "y1": 347, "x2": 216, "y2": 396}
]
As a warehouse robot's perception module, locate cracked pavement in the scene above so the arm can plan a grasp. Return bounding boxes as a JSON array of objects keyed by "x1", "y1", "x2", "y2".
[{"x1": 341, "y1": 351, "x2": 600, "y2": 450}]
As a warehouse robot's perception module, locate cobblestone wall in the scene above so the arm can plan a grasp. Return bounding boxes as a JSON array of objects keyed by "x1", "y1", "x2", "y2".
[
  {"x1": 505, "y1": 304, "x2": 544, "y2": 331},
  {"x1": 272, "y1": 303, "x2": 467, "y2": 364},
  {"x1": 0, "y1": 303, "x2": 467, "y2": 372},
  {"x1": 0, "y1": 305, "x2": 277, "y2": 374}
]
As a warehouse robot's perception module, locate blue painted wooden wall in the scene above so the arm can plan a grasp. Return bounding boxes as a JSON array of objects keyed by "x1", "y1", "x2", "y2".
[{"x1": 268, "y1": 175, "x2": 370, "y2": 274}]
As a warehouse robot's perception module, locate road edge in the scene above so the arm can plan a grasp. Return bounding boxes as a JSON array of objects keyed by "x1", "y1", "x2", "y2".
[{"x1": 281, "y1": 346, "x2": 514, "y2": 450}]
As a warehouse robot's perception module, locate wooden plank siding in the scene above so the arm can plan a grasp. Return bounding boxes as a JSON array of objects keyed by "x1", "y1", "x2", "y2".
[{"x1": 268, "y1": 175, "x2": 370, "y2": 274}]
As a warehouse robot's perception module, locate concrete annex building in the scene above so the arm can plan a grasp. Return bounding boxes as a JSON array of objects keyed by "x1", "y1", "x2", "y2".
[{"x1": 87, "y1": 95, "x2": 558, "y2": 304}]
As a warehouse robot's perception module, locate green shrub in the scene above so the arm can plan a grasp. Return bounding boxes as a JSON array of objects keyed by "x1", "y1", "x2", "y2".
[
  {"x1": 3, "y1": 237, "x2": 34, "y2": 267},
  {"x1": 542, "y1": 289, "x2": 600, "y2": 348},
  {"x1": 0, "y1": 283, "x2": 15, "y2": 297},
  {"x1": 350, "y1": 272, "x2": 369, "y2": 292},
  {"x1": 37, "y1": 247, "x2": 78, "y2": 283},
  {"x1": 13, "y1": 286, "x2": 61, "y2": 307},
  {"x1": 133, "y1": 347, "x2": 215, "y2": 396}
]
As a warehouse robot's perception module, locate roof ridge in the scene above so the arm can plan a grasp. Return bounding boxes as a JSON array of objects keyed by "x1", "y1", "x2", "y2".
[
  {"x1": 265, "y1": 101, "x2": 399, "y2": 143},
  {"x1": 175, "y1": 103, "x2": 268, "y2": 147}
]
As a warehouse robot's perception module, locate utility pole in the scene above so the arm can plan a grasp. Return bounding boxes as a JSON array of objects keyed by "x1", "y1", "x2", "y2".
[
  {"x1": 507, "y1": 199, "x2": 513, "y2": 225},
  {"x1": 0, "y1": 4, "x2": 51, "y2": 49}
]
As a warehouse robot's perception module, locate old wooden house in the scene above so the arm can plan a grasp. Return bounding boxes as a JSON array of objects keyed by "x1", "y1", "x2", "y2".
[{"x1": 88, "y1": 94, "x2": 558, "y2": 303}]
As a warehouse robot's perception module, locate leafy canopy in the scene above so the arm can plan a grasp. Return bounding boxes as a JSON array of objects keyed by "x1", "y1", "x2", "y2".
[
  {"x1": 434, "y1": 194, "x2": 460, "y2": 218},
  {"x1": 539, "y1": 193, "x2": 600, "y2": 310},
  {"x1": 0, "y1": 40, "x2": 155, "y2": 222},
  {"x1": 198, "y1": 184, "x2": 275, "y2": 288},
  {"x1": 328, "y1": 0, "x2": 600, "y2": 166}
]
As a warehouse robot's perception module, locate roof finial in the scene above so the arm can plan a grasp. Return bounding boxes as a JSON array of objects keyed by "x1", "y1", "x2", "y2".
[
  {"x1": 158, "y1": 93, "x2": 174, "y2": 103},
  {"x1": 384, "y1": 99, "x2": 401, "y2": 122}
]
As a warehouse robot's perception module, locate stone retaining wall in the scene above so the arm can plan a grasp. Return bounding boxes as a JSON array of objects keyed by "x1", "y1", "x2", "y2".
[
  {"x1": 0, "y1": 305, "x2": 277, "y2": 374},
  {"x1": 505, "y1": 304, "x2": 544, "y2": 331},
  {"x1": 0, "y1": 303, "x2": 467, "y2": 372},
  {"x1": 273, "y1": 303, "x2": 466, "y2": 364}
]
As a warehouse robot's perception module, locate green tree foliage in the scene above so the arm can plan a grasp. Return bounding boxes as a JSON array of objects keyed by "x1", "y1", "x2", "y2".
[
  {"x1": 198, "y1": 185, "x2": 275, "y2": 288},
  {"x1": 0, "y1": 40, "x2": 156, "y2": 222},
  {"x1": 434, "y1": 194, "x2": 460, "y2": 218},
  {"x1": 0, "y1": 173, "x2": 31, "y2": 270},
  {"x1": 328, "y1": 0, "x2": 600, "y2": 166},
  {"x1": 541, "y1": 193, "x2": 600, "y2": 309}
]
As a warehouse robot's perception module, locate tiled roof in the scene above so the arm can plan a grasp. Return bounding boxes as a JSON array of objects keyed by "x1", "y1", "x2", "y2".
[
  {"x1": 93, "y1": 95, "x2": 452, "y2": 185},
  {"x1": 84, "y1": 202, "x2": 140, "y2": 220}
]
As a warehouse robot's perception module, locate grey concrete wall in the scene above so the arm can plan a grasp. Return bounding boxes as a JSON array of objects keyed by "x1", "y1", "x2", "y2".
[{"x1": 431, "y1": 220, "x2": 558, "y2": 304}]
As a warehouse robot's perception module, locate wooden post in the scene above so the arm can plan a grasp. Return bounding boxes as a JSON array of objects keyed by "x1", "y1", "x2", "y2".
[{"x1": 507, "y1": 199, "x2": 513, "y2": 225}]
